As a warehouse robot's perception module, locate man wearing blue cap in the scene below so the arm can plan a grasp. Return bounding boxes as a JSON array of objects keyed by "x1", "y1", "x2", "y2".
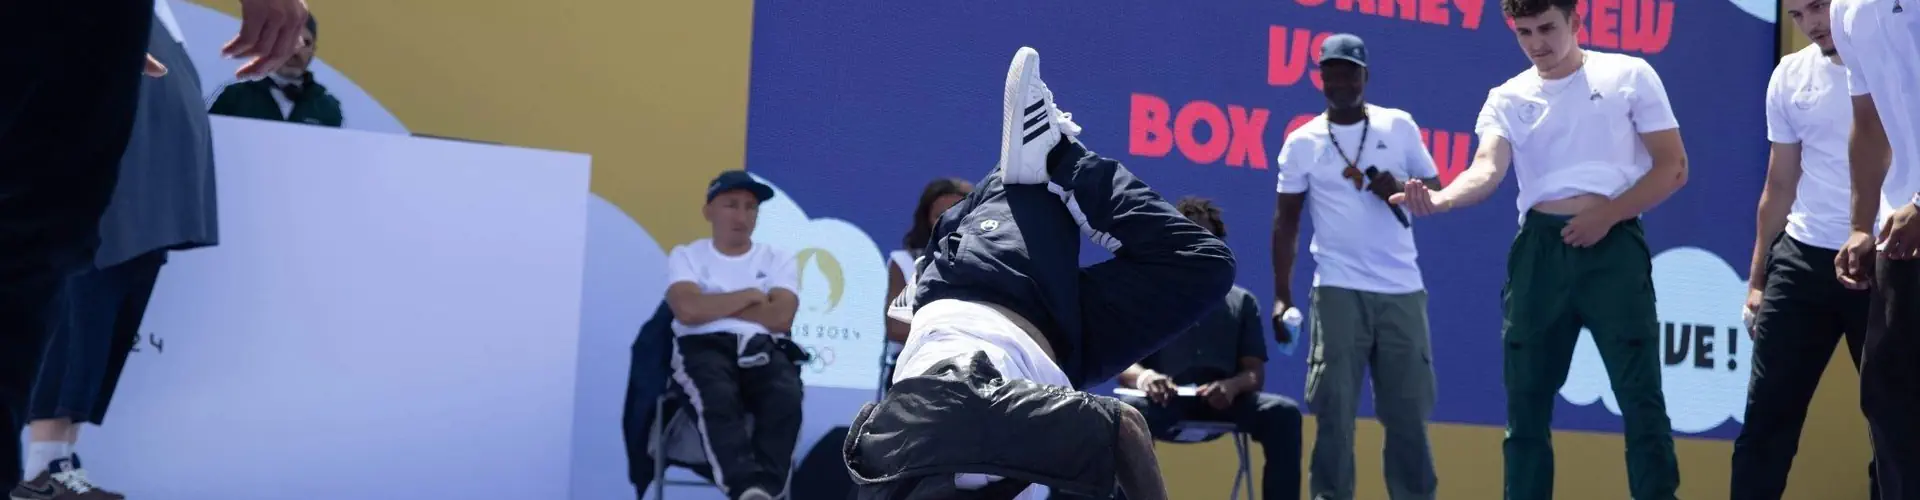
[
  {"x1": 1271, "y1": 33, "x2": 1440, "y2": 500},
  {"x1": 1392, "y1": 0, "x2": 1689, "y2": 495},
  {"x1": 662, "y1": 170, "x2": 804, "y2": 500}
]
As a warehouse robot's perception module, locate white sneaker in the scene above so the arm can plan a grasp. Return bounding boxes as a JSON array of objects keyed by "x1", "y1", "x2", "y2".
[
  {"x1": 738, "y1": 487, "x2": 773, "y2": 500},
  {"x1": 999, "y1": 46, "x2": 1081, "y2": 185}
]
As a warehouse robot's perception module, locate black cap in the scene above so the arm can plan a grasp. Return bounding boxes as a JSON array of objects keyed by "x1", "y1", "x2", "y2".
[
  {"x1": 705, "y1": 170, "x2": 775, "y2": 203},
  {"x1": 1319, "y1": 33, "x2": 1368, "y2": 67}
]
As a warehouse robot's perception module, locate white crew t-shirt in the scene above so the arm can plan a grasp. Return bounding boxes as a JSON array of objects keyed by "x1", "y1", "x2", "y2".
[
  {"x1": 1833, "y1": 0, "x2": 1920, "y2": 231},
  {"x1": 664, "y1": 238, "x2": 799, "y2": 338},
  {"x1": 1275, "y1": 104, "x2": 1438, "y2": 294},
  {"x1": 1766, "y1": 44, "x2": 1862, "y2": 250},
  {"x1": 1476, "y1": 51, "x2": 1681, "y2": 222}
]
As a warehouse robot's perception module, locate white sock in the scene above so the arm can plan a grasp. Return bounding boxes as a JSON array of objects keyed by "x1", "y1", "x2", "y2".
[{"x1": 23, "y1": 442, "x2": 72, "y2": 479}]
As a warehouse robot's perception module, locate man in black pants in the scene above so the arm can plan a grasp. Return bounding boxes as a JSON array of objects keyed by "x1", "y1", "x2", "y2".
[
  {"x1": 0, "y1": 0, "x2": 302, "y2": 485},
  {"x1": 1729, "y1": 1, "x2": 1878, "y2": 496},
  {"x1": 1831, "y1": 0, "x2": 1920, "y2": 496},
  {"x1": 663, "y1": 170, "x2": 806, "y2": 500},
  {"x1": 845, "y1": 47, "x2": 1237, "y2": 500}
]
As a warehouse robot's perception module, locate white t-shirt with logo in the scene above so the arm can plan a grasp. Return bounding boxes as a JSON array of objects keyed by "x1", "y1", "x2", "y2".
[
  {"x1": 1275, "y1": 104, "x2": 1438, "y2": 294},
  {"x1": 664, "y1": 238, "x2": 799, "y2": 338},
  {"x1": 1766, "y1": 45, "x2": 1860, "y2": 250},
  {"x1": 1833, "y1": 0, "x2": 1920, "y2": 230},
  {"x1": 1476, "y1": 51, "x2": 1681, "y2": 221}
]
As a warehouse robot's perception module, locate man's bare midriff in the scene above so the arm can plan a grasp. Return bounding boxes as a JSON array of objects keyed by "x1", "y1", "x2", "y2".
[
  {"x1": 976, "y1": 301, "x2": 1058, "y2": 362},
  {"x1": 1531, "y1": 193, "x2": 1611, "y2": 216}
]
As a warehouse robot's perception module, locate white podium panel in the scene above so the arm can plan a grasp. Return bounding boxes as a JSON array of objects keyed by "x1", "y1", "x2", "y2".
[{"x1": 76, "y1": 118, "x2": 591, "y2": 500}]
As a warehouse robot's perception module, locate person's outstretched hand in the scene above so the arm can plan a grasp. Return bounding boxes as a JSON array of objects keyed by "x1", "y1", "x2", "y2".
[{"x1": 223, "y1": 0, "x2": 310, "y2": 78}]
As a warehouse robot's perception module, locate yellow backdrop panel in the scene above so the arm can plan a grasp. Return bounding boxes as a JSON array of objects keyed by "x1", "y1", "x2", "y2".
[{"x1": 191, "y1": 1, "x2": 1872, "y2": 498}]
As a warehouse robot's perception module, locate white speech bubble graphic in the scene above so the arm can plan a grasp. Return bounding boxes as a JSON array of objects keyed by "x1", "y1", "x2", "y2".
[
  {"x1": 1559, "y1": 246, "x2": 1754, "y2": 434},
  {"x1": 748, "y1": 173, "x2": 888, "y2": 391}
]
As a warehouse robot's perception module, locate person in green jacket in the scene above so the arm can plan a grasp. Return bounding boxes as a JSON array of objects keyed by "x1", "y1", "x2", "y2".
[{"x1": 207, "y1": 15, "x2": 343, "y2": 128}]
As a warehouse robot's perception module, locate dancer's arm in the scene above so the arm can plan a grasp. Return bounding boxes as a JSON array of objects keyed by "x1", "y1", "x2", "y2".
[{"x1": 1114, "y1": 405, "x2": 1169, "y2": 500}]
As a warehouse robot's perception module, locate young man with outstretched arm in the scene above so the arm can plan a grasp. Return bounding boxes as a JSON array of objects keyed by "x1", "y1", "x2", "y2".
[{"x1": 1390, "y1": 0, "x2": 1689, "y2": 496}]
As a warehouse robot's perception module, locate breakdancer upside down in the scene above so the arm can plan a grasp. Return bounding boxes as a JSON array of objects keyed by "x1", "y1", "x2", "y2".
[{"x1": 842, "y1": 47, "x2": 1238, "y2": 500}]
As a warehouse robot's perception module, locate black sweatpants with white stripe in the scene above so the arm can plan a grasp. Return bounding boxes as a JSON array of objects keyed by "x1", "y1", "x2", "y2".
[
  {"x1": 671, "y1": 332, "x2": 803, "y2": 497},
  {"x1": 911, "y1": 138, "x2": 1238, "y2": 388}
]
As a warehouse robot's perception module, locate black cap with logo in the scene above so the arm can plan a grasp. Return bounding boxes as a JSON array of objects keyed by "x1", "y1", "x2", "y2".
[
  {"x1": 1319, "y1": 33, "x2": 1368, "y2": 67},
  {"x1": 705, "y1": 170, "x2": 776, "y2": 203}
]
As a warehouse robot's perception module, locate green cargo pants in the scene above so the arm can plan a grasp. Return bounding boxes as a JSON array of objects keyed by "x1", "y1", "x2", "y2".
[{"x1": 1501, "y1": 211, "x2": 1679, "y2": 500}]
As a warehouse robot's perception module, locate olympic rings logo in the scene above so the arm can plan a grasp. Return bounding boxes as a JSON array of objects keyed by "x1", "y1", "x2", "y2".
[{"x1": 802, "y1": 345, "x2": 837, "y2": 374}]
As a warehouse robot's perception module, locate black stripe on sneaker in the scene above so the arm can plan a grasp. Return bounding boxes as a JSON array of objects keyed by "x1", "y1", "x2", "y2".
[
  {"x1": 1025, "y1": 99, "x2": 1047, "y2": 116},
  {"x1": 1024, "y1": 113, "x2": 1046, "y2": 130},
  {"x1": 1022, "y1": 121, "x2": 1052, "y2": 144}
]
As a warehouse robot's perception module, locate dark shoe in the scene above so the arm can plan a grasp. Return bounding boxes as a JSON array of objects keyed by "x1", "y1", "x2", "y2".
[{"x1": 8, "y1": 456, "x2": 124, "y2": 500}]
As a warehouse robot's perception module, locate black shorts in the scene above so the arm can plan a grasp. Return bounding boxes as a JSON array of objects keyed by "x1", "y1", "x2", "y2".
[{"x1": 844, "y1": 351, "x2": 1124, "y2": 499}]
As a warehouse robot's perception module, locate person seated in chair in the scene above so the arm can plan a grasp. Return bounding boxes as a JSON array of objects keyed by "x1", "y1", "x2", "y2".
[
  {"x1": 1116, "y1": 197, "x2": 1304, "y2": 500},
  {"x1": 663, "y1": 170, "x2": 805, "y2": 500}
]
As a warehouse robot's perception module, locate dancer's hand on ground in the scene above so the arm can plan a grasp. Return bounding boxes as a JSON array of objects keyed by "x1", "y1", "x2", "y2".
[
  {"x1": 1137, "y1": 370, "x2": 1176, "y2": 406},
  {"x1": 1743, "y1": 287, "x2": 1762, "y2": 340},
  {"x1": 1881, "y1": 203, "x2": 1920, "y2": 260},
  {"x1": 1388, "y1": 180, "x2": 1448, "y2": 216},
  {"x1": 1561, "y1": 206, "x2": 1619, "y2": 248},
  {"x1": 144, "y1": 54, "x2": 168, "y2": 77},
  {"x1": 224, "y1": 0, "x2": 310, "y2": 78},
  {"x1": 1837, "y1": 230, "x2": 1877, "y2": 290},
  {"x1": 1196, "y1": 381, "x2": 1239, "y2": 411}
]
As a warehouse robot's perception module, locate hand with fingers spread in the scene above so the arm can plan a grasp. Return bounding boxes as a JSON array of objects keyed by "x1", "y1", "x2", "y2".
[{"x1": 223, "y1": 0, "x2": 311, "y2": 79}]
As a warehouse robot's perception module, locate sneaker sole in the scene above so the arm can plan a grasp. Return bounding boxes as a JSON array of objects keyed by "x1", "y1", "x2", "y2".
[{"x1": 1000, "y1": 47, "x2": 1041, "y2": 183}]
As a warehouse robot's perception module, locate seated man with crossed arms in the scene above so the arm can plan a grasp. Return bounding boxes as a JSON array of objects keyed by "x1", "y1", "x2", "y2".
[{"x1": 663, "y1": 170, "x2": 806, "y2": 500}]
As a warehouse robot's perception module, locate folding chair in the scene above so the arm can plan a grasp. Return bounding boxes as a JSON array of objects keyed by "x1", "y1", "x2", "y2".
[
  {"x1": 1161, "y1": 420, "x2": 1255, "y2": 500},
  {"x1": 649, "y1": 383, "x2": 724, "y2": 498}
]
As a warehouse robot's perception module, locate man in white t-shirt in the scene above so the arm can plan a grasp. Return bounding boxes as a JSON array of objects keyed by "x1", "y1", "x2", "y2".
[
  {"x1": 844, "y1": 47, "x2": 1237, "y2": 500},
  {"x1": 662, "y1": 170, "x2": 805, "y2": 500},
  {"x1": 1389, "y1": 0, "x2": 1689, "y2": 496},
  {"x1": 1269, "y1": 33, "x2": 1439, "y2": 500},
  {"x1": 1731, "y1": 1, "x2": 1882, "y2": 496},
  {"x1": 1830, "y1": 0, "x2": 1920, "y2": 494}
]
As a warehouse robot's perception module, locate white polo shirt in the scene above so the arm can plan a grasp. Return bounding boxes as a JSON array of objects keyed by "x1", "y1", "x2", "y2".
[
  {"x1": 1275, "y1": 104, "x2": 1438, "y2": 294},
  {"x1": 1475, "y1": 51, "x2": 1681, "y2": 221},
  {"x1": 1832, "y1": 0, "x2": 1920, "y2": 230},
  {"x1": 1766, "y1": 45, "x2": 1859, "y2": 250},
  {"x1": 664, "y1": 238, "x2": 799, "y2": 337}
]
